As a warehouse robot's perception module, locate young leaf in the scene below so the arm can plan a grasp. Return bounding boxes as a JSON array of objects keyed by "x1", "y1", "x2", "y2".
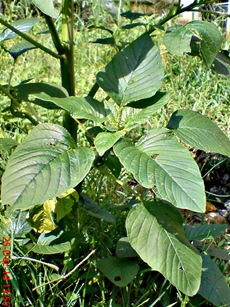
[
  {"x1": 186, "y1": 21, "x2": 222, "y2": 67},
  {"x1": 0, "y1": 18, "x2": 40, "y2": 42},
  {"x1": 1, "y1": 124, "x2": 95, "y2": 212},
  {"x1": 97, "y1": 33, "x2": 164, "y2": 105},
  {"x1": 97, "y1": 257, "x2": 139, "y2": 287},
  {"x1": 33, "y1": 93, "x2": 109, "y2": 122},
  {"x1": 32, "y1": 0, "x2": 59, "y2": 19},
  {"x1": 94, "y1": 131, "x2": 125, "y2": 156},
  {"x1": 126, "y1": 202, "x2": 202, "y2": 296},
  {"x1": 136, "y1": 128, "x2": 205, "y2": 212},
  {"x1": 199, "y1": 254, "x2": 230, "y2": 306},
  {"x1": 167, "y1": 110, "x2": 230, "y2": 157}
]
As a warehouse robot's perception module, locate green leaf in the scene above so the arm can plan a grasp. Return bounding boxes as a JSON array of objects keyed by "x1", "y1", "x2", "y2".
[
  {"x1": 0, "y1": 138, "x2": 18, "y2": 151},
  {"x1": 122, "y1": 92, "x2": 169, "y2": 130},
  {"x1": 116, "y1": 237, "x2": 138, "y2": 258},
  {"x1": 97, "y1": 257, "x2": 139, "y2": 287},
  {"x1": 114, "y1": 139, "x2": 157, "y2": 188},
  {"x1": 0, "y1": 18, "x2": 40, "y2": 42},
  {"x1": 9, "y1": 40, "x2": 37, "y2": 58},
  {"x1": 163, "y1": 25, "x2": 192, "y2": 56},
  {"x1": 32, "y1": 0, "x2": 59, "y2": 19},
  {"x1": 33, "y1": 93, "x2": 109, "y2": 122},
  {"x1": 194, "y1": 242, "x2": 230, "y2": 261},
  {"x1": 88, "y1": 25, "x2": 113, "y2": 35},
  {"x1": 105, "y1": 153, "x2": 122, "y2": 178},
  {"x1": 55, "y1": 198, "x2": 75, "y2": 222},
  {"x1": 199, "y1": 254, "x2": 230, "y2": 306},
  {"x1": 137, "y1": 128, "x2": 205, "y2": 212},
  {"x1": 186, "y1": 21, "x2": 222, "y2": 67},
  {"x1": 31, "y1": 230, "x2": 72, "y2": 254},
  {"x1": 1, "y1": 124, "x2": 95, "y2": 212},
  {"x1": 122, "y1": 23, "x2": 147, "y2": 30},
  {"x1": 80, "y1": 193, "x2": 115, "y2": 223},
  {"x1": 97, "y1": 33, "x2": 164, "y2": 105},
  {"x1": 10, "y1": 210, "x2": 32, "y2": 237},
  {"x1": 91, "y1": 37, "x2": 115, "y2": 46},
  {"x1": 121, "y1": 11, "x2": 147, "y2": 21},
  {"x1": 126, "y1": 202, "x2": 202, "y2": 296},
  {"x1": 94, "y1": 131, "x2": 125, "y2": 156},
  {"x1": 184, "y1": 224, "x2": 227, "y2": 241},
  {"x1": 167, "y1": 110, "x2": 230, "y2": 157},
  {"x1": 212, "y1": 50, "x2": 230, "y2": 79},
  {"x1": 15, "y1": 82, "x2": 68, "y2": 109}
]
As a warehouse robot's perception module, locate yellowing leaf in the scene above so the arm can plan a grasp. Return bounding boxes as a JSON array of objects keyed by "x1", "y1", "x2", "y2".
[{"x1": 27, "y1": 199, "x2": 57, "y2": 233}]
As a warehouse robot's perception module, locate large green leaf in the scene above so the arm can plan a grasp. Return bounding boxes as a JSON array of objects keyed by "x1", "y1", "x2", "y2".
[
  {"x1": 97, "y1": 33, "x2": 164, "y2": 105},
  {"x1": 94, "y1": 131, "x2": 125, "y2": 156},
  {"x1": 97, "y1": 257, "x2": 139, "y2": 287},
  {"x1": 163, "y1": 21, "x2": 222, "y2": 68},
  {"x1": 32, "y1": 0, "x2": 59, "y2": 19},
  {"x1": 0, "y1": 18, "x2": 40, "y2": 42},
  {"x1": 186, "y1": 21, "x2": 222, "y2": 67},
  {"x1": 1, "y1": 124, "x2": 95, "y2": 212},
  {"x1": 126, "y1": 202, "x2": 202, "y2": 296},
  {"x1": 163, "y1": 25, "x2": 192, "y2": 56},
  {"x1": 167, "y1": 110, "x2": 230, "y2": 157},
  {"x1": 137, "y1": 128, "x2": 205, "y2": 212},
  {"x1": 115, "y1": 129, "x2": 205, "y2": 212},
  {"x1": 114, "y1": 139, "x2": 157, "y2": 188},
  {"x1": 34, "y1": 93, "x2": 109, "y2": 122},
  {"x1": 199, "y1": 254, "x2": 230, "y2": 306}
]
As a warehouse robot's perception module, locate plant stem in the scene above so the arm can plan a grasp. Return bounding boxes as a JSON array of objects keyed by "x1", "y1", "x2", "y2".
[
  {"x1": 0, "y1": 17, "x2": 62, "y2": 59},
  {"x1": 44, "y1": 15, "x2": 65, "y2": 55},
  {"x1": 61, "y1": 0, "x2": 78, "y2": 141}
]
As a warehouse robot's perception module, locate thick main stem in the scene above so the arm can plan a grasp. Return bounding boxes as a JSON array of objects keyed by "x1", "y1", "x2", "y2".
[{"x1": 61, "y1": 0, "x2": 78, "y2": 141}]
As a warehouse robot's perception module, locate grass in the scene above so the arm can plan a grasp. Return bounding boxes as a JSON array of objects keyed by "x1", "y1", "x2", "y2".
[{"x1": 0, "y1": 2, "x2": 230, "y2": 306}]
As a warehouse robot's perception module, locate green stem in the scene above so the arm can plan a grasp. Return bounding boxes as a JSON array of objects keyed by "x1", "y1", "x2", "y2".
[
  {"x1": 61, "y1": 0, "x2": 78, "y2": 141},
  {"x1": 148, "y1": 1, "x2": 203, "y2": 34},
  {"x1": 44, "y1": 14, "x2": 65, "y2": 55},
  {"x1": 0, "y1": 17, "x2": 62, "y2": 59},
  {"x1": 88, "y1": 82, "x2": 99, "y2": 98}
]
